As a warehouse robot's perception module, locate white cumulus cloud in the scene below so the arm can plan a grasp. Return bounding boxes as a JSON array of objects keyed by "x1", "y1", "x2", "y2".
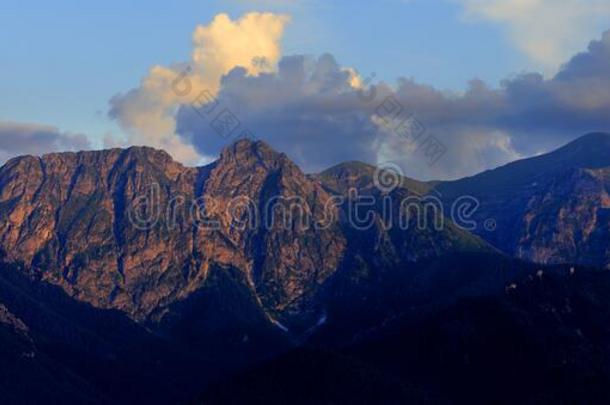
[{"x1": 109, "y1": 12, "x2": 290, "y2": 164}]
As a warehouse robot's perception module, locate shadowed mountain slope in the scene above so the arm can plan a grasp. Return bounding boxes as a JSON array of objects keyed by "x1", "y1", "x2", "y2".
[{"x1": 436, "y1": 132, "x2": 610, "y2": 268}]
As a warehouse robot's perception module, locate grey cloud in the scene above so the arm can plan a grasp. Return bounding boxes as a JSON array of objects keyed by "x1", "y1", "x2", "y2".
[
  {"x1": 556, "y1": 30, "x2": 610, "y2": 81},
  {"x1": 176, "y1": 53, "x2": 382, "y2": 172},
  {"x1": 175, "y1": 30, "x2": 610, "y2": 180},
  {"x1": 0, "y1": 122, "x2": 91, "y2": 164}
]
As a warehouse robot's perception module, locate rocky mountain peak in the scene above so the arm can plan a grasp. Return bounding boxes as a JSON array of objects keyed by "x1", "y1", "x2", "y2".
[
  {"x1": 218, "y1": 138, "x2": 288, "y2": 170},
  {"x1": 563, "y1": 131, "x2": 610, "y2": 148},
  {"x1": 207, "y1": 138, "x2": 308, "y2": 203}
]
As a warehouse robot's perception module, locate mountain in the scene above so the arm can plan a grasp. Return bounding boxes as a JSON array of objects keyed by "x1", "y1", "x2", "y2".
[
  {"x1": 436, "y1": 132, "x2": 610, "y2": 268},
  {"x1": 317, "y1": 160, "x2": 432, "y2": 196},
  {"x1": 0, "y1": 138, "x2": 505, "y2": 402},
  {"x1": 2, "y1": 135, "x2": 610, "y2": 403},
  {"x1": 0, "y1": 139, "x2": 491, "y2": 333},
  {"x1": 0, "y1": 141, "x2": 344, "y2": 329},
  {"x1": 316, "y1": 159, "x2": 492, "y2": 284}
]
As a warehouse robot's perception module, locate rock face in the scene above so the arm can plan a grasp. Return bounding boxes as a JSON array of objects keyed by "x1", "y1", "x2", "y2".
[
  {"x1": 0, "y1": 304, "x2": 30, "y2": 341},
  {"x1": 515, "y1": 167, "x2": 610, "y2": 267},
  {"x1": 0, "y1": 146, "x2": 203, "y2": 320},
  {"x1": 0, "y1": 141, "x2": 346, "y2": 325},
  {"x1": 198, "y1": 140, "x2": 347, "y2": 324},
  {"x1": 317, "y1": 161, "x2": 491, "y2": 274},
  {"x1": 436, "y1": 132, "x2": 610, "y2": 268},
  {"x1": 0, "y1": 139, "x2": 489, "y2": 327}
]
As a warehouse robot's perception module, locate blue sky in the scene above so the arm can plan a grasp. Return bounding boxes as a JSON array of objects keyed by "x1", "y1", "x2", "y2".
[
  {"x1": 1, "y1": 0, "x2": 610, "y2": 179},
  {"x1": 0, "y1": 0, "x2": 528, "y2": 141}
]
